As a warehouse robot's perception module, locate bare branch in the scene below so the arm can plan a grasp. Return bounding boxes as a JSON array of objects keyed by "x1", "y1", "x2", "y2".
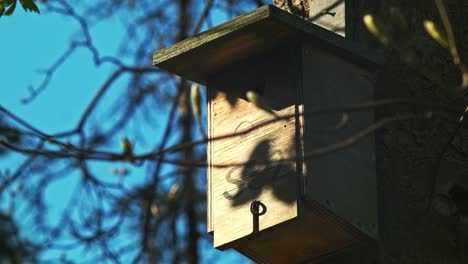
[
  {"x1": 2, "y1": 98, "x2": 460, "y2": 165},
  {"x1": 157, "y1": 113, "x2": 430, "y2": 168},
  {"x1": 434, "y1": 0, "x2": 468, "y2": 89},
  {"x1": 191, "y1": 0, "x2": 213, "y2": 35}
]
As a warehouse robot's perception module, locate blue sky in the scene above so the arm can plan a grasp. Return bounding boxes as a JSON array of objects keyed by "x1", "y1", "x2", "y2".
[{"x1": 0, "y1": 5, "x2": 251, "y2": 264}]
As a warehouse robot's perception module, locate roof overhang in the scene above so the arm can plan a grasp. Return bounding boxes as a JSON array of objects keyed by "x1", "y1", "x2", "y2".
[{"x1": 153, "y1": 5, "x2": 383, "y2": 86}]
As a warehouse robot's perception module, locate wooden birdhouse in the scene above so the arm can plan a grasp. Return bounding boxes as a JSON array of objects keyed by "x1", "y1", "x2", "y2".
[{"x1": 153, "y1": 5, "x2": 382, "y2": 263}]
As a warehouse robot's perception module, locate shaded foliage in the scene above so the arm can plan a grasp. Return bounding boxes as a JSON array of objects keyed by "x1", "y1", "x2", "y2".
[
  {"x1": 0, "y1": 213, "x2": 38, "y2": 263},
  {"x1": 0, "y1": 0, "x2": 40, "y2": 16}
]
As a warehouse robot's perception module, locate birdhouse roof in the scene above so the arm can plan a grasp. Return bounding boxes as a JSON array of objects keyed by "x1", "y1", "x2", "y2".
[{"x1": 153, "y1": 4, "x2": 383, "y2": 86}]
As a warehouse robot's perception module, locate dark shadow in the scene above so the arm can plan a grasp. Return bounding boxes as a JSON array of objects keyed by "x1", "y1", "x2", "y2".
[
  {"x1": 250, "y1": 200, "x2": 267, "y2": 235},
  {"x1": 207, "y1": 44, "x2": 298, "y2": 110},
  {"x1": 207, "y1": 44, "x2": 301, "y2": 207},
  {"x1": 222, "y1": 139, "x2": 297, "y2": 206}
]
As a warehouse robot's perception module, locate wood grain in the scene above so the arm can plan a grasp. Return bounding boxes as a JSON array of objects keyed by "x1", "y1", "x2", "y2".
[
  {"x1": 210, "y1": 91, "x2": 298, "y2": 248},
  {"x1": 207, "y1": 46, "x2": 301, "y2": 249}
]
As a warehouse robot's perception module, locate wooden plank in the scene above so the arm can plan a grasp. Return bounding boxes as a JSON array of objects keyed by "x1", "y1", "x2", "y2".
[
  {"x1": 211, "y1": 92, "x2": 298, "y2": 248},
  {"x1": 235, "y1": 206, "x2": 362, "y2": 263},
  {"x1": 207, "y1": 47, "x2": 302, "y2": 248},
  {"x1": 207, "y1": 83, "x2": 214, "y2": 234},
  {"x1": 153, "y1": 5, "x2": 270, "y2": 66},
  {"x1": 152, "y1": 5, "x2": 383, "y2": 86}
]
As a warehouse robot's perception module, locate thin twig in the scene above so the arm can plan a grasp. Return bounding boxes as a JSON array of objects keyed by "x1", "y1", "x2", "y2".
[
  {"x1": 137, "y1": 83, "x2": 185, "y2": 264},
  {"x1": 426, "y1": 105, "x2": 468, "y2": 211},
  {"x1": 157, "y1": 113, "x2": 426, "y2": 168},
  {"x1": 191, "y1": 0, "x2": 213, "y2": 35},
  {"x1": 435, "y1": 0, "x2": 468, "y2": 89},
  {"x1": 1, "y1": 98, "x2": 462, "y2": 163},
  {"x1": 0, "y1": 141, "x2": 45, "y2": 193},
  {"x1": 77, "y1": 68, "x2": 125, "y2": 131}
]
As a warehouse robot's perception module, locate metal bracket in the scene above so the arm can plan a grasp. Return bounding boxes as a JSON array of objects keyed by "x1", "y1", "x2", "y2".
[{"x1": 250, "y1": 200, "x2": 267, "y2": 237}]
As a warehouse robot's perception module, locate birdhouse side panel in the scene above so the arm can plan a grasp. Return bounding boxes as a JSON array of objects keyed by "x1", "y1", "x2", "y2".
[{"x1": 301, "y1": 43, "x2": 378, "y2": 239}]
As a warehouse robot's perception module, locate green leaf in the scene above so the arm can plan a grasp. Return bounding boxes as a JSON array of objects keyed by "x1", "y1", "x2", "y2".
[
  {"x1": 120, "y1": 137, "x2": 134, "y2": 162},
  {"x1": 423, "y1": 20, "x2": 448, "y2": 48},
  {"x1": 19, "y1": 0, "x2": 39, "y2": 13},
  {"x1": 190, "y1": 83, "x2": 201, "y2": 119},
  {"x1": 363, "y1": 14, "x2": 389, "y2": 45},
  {"x1": 462, "y1": 71, "x2": 468, "y2": 89},
  {"x1": 1, "y1": 0, "x2": 40, "y2": 16},
  {"x1": 4, "y1": 0, "x2": 16, "y2": 16},
  {"x1": 246, "y1": 90, "x2": 275, "y2": 116}
]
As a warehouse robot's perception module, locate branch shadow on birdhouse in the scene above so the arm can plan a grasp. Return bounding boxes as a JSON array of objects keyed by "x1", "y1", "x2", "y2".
[
  {"x1": 222, "y1": 139, "x2": 297, "y2": 207},
  {"x1": 208, "y1": 45, "x2": 299, "y2": 111}
]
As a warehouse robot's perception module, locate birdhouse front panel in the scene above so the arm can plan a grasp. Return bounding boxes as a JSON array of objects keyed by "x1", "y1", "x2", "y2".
[{"x1": 207, "y1": 47, "x2": 303, "y2": 249}]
